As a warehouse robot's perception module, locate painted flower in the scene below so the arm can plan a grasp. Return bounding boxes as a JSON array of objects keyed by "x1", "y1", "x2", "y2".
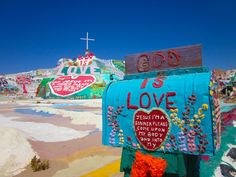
[
  {"x1": 160, "y1": 146, "x2": 165, "y2": 151},
  {"x1": 210, "y1": 90, "x2": 213, "y2": 96},
  {"x1": 132, "y1": 142, "x2": 137, "y2": 148},
  {"x1": 108, "y1": 106, "x2": 114, "y2": 111},
  {"x1": 189, "y1": 130, "x2": 196, "y2": 136},
  {"x1": 202, "y1": 104, "x2": 209, "y2": 110},
  {"x1": 198, "y1": 108, "x2": 203, "y2": 115},
  {"x1": 127, "y1": 136, "x2": 132, "y2": 141},
  {"x1": 196, "y1": 119, "x2": 201, "y2": 124},
  {"x1": 200, "y1": 114, "x2": 205, "y2": 119},
  {"x1": 166, "y1": 143, "x2": 171, "y2": 149},
  {"x1": 170, "y1": 113, "x2": 175, "y2": 119}
]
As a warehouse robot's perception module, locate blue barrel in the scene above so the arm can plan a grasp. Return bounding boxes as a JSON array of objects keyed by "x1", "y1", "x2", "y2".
[{"x1": 102, "y1": 71, "x2": 220, "y2": 156}]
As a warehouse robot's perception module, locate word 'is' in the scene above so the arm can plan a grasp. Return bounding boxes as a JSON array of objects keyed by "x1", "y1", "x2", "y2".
[{"x1": 127, "y1": 78, "x2": 176, "y2": 110}]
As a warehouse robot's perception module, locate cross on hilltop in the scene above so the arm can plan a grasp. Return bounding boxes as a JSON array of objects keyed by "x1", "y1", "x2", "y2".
[{"x1": 80, "y1": 32, "x2": 95, "y2": 54}]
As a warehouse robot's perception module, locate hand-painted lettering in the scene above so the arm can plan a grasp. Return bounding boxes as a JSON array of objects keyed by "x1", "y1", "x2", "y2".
[
  {"x1": 127, "y1": 92, "x2": 139, "y2": 110},
  {"x1": 140, "y1": 92, "x2": 151, "y2": 108},
  {"x1": 166, "y1": 92, "x2": 177, "y2": 109}
]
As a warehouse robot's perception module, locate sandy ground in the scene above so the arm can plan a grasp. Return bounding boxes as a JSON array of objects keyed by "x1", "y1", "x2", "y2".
[{"x1": 0, "y1": 99, "x2": 123, "y2": 177}]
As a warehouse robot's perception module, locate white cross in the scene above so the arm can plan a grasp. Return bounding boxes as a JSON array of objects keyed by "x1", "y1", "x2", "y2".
[{"x1": 80, "y1": 32, "x2": 95, "y2": 52}]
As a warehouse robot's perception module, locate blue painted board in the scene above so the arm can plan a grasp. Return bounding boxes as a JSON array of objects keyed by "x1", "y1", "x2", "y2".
[{"x1": 102, "y1": 72, "x2": 217, "y2": 156}]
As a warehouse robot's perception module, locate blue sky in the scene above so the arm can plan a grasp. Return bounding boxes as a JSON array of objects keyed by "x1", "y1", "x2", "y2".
[{"x1": 0, "y1": 0, "x2": 235, "y2": 74}]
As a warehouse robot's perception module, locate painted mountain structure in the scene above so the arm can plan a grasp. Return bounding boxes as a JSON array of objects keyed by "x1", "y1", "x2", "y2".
[{"x1": 37, "y1": 53, "x2": 125, "y2": 99}]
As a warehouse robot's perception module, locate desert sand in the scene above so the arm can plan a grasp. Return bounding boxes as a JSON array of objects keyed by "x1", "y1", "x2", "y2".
[{"x1": 0, "y1": 98, "x2": 123, "y2": 177}]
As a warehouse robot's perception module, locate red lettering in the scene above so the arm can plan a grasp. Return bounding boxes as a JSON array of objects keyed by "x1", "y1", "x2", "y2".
[
  {"x1": 168, "y1": 50, "x2": 180, "y2": 67},
  {"x1": 137, "y1": 54, "x2": 150, "y2": 72},
  {"x1": 166, "y1": 92, "x2": 177, "y2": 109},
  {"x1": 141, "y1": 79, "x2": 149, "y2": 89},
  {"x1": 140, "y1": 92, "x2": 151, "y2": 108},
  {"x1": 127, "y1": 92, "x2": 138, "y2": 110},
  {"x1": 135, "y1": 50, "x2": 181, "y2": 73},
  {"x1": 127, "y1": 91, "x2": 177, "y2": 110},
  {"x1": 153, "y1": 93, "x2": 164, "y2": 107},
  {"x1": 153, "y1": 52, "x2": 165, "y2": 68},
  {"x1": 152, "y1": 78, "x2": 164, "y2": 88}
]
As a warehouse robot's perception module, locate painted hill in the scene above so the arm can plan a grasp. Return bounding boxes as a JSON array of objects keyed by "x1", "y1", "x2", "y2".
[
  {"x1": 0, "y1": 53, "x2": 125, "y2": 99},
  {"x1": 37, "y1": 53, "x2": 125, "y2": 99},
  {"x1": 0, "y1": 69, "x2": 55, "y2": 98}
]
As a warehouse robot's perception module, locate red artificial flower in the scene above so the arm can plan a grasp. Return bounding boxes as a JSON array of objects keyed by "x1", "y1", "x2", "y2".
[{"x1": 131, "y1": 151, "x2": 167, "y2": 177}]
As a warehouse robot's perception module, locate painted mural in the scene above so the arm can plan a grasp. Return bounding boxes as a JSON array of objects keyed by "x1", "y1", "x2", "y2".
[
  {"x1": 0, "y1": 69, "x2": 56, "y2": 98},
  {"x1": 0, "y1": 77, "x2": 18, "y2": 96},
  {"x1": 103, "y1": 71, "x2": 219, "y2": 156},
  {"x1": 0, "y1": 52, "x2": 124, "y2": 99},
  {"x1": 102, "y1": 45, "x2": 226, "y2": 176},
  {"x1": 37, "y1": 53, "x2": 125, "y2": 99},
  {"x1": 103, "y1": 45, "x2": 221, "y2": 156}
]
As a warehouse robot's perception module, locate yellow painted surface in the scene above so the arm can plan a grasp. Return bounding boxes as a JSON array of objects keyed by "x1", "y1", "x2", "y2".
[
  {"x1": 60, "y1": 146, "x2": 118, "y2": 163},
  {"x1": 80, "y1": 159, "x2": 121, "y2": 177}
]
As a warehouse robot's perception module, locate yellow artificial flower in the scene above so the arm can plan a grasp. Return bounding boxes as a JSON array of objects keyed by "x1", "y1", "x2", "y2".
[
  {"x1": 170, "y1": 114, "x2": 175, "y2": 119},
  {"x1": 198, "y1": 108, "x2": 203, "y2": 115},
  {"x1": 200, "y1": 114, "x2": 205, "y2": 119},
  {"x1": 209, "y1": 81, "x2": 213, "y2": 87},
  {"x1": 210, "y1": 90, "x2": 213, "y2": 96},
  {"x1": 160, "y1": 146, "x2": 165, "y2": 151},
  {"x1": 202, "y1": 104, "x2": 209, "y2": 110}
]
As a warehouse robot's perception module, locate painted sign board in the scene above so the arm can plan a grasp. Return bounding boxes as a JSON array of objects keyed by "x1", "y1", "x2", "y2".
[
  {"x1": 49, "y1": 75, "x2": 96, "y2": 97},
  {"x1": 125, "y1": 45, "x2": 202, "y2": 75},
  {"x1": 102, "y1": 71, "x2": 218, "y2": 156}
]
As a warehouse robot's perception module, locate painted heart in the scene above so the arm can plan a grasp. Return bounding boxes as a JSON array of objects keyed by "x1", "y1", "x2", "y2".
[
  {"x1": 49, "y1": 75, "x2": 96, "y2": 97},
  {"x1": 134, "y1": 108, "x2": 170, "y2": 151}
]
